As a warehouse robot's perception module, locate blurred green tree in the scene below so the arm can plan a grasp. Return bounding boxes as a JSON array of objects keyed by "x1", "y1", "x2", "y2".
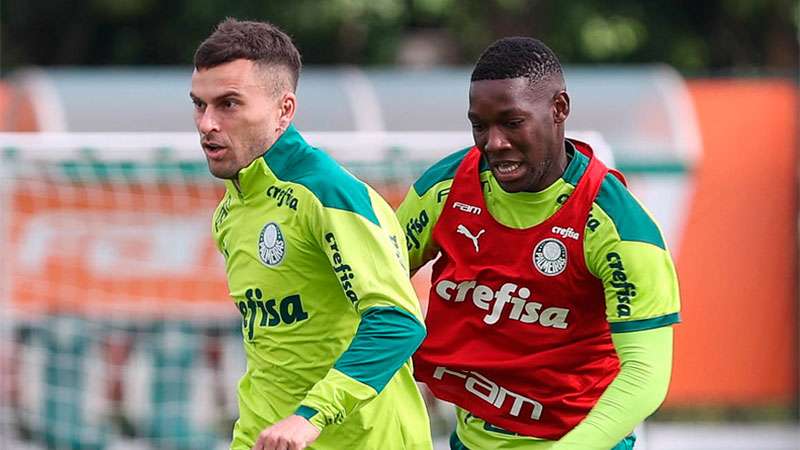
[{"x1": 1, "y1": 0, "x2": 796, "y2": 73}]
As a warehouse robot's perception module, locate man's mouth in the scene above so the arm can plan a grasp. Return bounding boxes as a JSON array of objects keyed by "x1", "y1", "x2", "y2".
[
  {"x1": 491, "y1": 160, "x2": 526, "y2": 181},
  {"x1": 203, "y1": 142, "x2": 227, "y2": 160},
  {"x1": 495, "y1": 161, "x2": 522, "y2": 174}
]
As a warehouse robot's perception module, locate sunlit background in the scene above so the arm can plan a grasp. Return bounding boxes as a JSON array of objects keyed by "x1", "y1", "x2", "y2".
[{"x1": 0, "y1": 1, "x2": 798, "y2": 449}]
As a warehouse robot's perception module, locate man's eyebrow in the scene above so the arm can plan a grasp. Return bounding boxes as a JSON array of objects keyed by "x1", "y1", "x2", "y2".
[
  {"x1": 189, "y1": 90, "x2": 244, "y2": 103},
  {"x1": 467, "y1": 108, "x2": 525, "y2": 119},
  {"x1": 495, "y1": 107, "x2": 526, "y2": 116},
  {"x1": 215, "y1": 90, "x2": 244, "y2": 99}
]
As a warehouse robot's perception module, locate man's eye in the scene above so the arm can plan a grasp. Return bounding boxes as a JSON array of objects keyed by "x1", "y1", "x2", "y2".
[
  {"x1": 471, "y1": 123, "x2": 485, "y2": 132},
  {"x1": 223, "y1": 100, "x2": 237, "y2": 109},
  {"x1": 506, "y1": 119, "x2": 523, "y2": 128}
]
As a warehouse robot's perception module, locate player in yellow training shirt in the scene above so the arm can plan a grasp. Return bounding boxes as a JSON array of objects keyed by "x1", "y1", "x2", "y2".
[{"x1": 191, "y1": 18, "x2": 432, "y2": 450}]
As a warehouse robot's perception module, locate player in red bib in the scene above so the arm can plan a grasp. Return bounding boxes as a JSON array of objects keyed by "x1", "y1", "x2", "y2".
[{"x1": 398, "y1": 38, "x2": 681, "y2": 450}]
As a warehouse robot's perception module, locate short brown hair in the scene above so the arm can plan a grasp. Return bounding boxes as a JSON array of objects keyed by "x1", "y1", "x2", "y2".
[{"x1": 194, "y1": 18, "x2": 302, "y2": 91}]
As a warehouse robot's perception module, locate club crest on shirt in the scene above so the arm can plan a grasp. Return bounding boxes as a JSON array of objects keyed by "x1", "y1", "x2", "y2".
[
  {"x1": 533, "y1": 238, "x2": 567, "y2": 276},
  {"x1": 258, "y1": 222, "x2": 286, "y2": 267}
]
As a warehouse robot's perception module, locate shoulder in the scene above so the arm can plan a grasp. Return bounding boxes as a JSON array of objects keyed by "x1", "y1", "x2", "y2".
[
  {"x1": 264, "y1": 144, "x2": 380, "y2": 226},
  {"x1": 412, "y1": 147, "x2": 489, "y2": 197},
  {"x1": 563, "y1": 149, "x2": 664, "y2": 249},
  {"x1": 593, "y1": 173, "x2": 665, "y2": 249}
]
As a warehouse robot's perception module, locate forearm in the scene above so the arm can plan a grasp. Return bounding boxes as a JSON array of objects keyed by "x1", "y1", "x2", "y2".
[
  {"x1": 553, "y1": 327, "x2": 673, "y2": 450},
  {"x1": 296, "y1": 306, "x2": 426, "y2": 429}
]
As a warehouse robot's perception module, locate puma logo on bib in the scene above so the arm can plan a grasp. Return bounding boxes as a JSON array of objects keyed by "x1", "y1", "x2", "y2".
[{"x1": 457, "y1": 224, "x2": 485, "y2": 252}]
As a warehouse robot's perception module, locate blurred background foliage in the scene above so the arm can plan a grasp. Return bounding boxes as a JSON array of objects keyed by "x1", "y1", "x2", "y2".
[{"x1": 2, "y1": 0, "x2": 798, "y2": 73}]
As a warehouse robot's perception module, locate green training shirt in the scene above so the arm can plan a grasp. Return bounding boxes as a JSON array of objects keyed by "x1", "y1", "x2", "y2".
[
  {"x1": 396, "y1": 142, "x2": 680, "y2": 449},
  {"x1": 213, "y1": 124, "x2": 432, "y2": 450}
]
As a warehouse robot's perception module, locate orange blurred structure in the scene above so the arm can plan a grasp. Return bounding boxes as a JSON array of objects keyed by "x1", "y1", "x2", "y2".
[
  {"x1": 668, "y1": 79, "x2": 798, "y2": 407},
  {"x1": 0, "y1": 81, "x2": 38, "y2": 131}
]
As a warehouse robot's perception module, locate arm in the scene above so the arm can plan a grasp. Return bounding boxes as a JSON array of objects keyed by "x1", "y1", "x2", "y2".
[
  {"x1": 295, "y1": 188, "x2": 427, "y2": 429},
  {"x1": 297, "y1": 308, "x2": 425, "y2": 429},
  {"x1": 551, "y1": 327, "x2": 673, "y2": 450},
  {"x1": 256, "y1": 304, "x2": 425, "y2": 450},
  {"x1": 395, "y1": 180, "x2": 448, "y2": 272},
  {"x1": 551, "y1": 189, "x2": 681, "y2": 449}
]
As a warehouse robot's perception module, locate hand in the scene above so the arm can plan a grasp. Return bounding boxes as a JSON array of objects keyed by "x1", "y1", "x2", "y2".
[{"x1": 252, "y1": 415, "x2": 321, "y2": 450}]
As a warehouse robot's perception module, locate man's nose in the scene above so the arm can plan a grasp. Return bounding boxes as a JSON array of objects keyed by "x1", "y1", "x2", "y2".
[
  {"x1": 483, "y1": 127, "x2": 511, "y2": 153},
  {"x1": 197, "y1": 108, "x2": 220, "y2": 135}
]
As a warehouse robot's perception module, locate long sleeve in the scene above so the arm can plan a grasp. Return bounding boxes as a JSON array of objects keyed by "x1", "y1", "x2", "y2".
[{"x1": 551, "y1": 327, "x2": 673, "y2": 449}]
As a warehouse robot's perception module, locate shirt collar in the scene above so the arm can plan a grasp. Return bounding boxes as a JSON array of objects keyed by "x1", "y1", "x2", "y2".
[{"x1": 223, "y1": 123, "x2": 307, "y2": 197}]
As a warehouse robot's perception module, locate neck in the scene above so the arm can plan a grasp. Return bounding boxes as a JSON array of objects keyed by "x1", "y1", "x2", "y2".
[{"x1": 527, "y1": 141, "x2": 568, "y2": 192}]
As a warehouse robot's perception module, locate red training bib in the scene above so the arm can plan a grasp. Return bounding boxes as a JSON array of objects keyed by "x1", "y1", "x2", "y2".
[{"x1": 414, "y1": 142, "x2": 620, "y2": 439}]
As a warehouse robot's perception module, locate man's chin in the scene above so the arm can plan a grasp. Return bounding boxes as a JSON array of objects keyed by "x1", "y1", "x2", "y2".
[
  {"x1": 491, "y1": 169, "x2": 528, "y2": 193},
  {"x1": 207, "y1": 161, "x2": 239, "y2": 180}
]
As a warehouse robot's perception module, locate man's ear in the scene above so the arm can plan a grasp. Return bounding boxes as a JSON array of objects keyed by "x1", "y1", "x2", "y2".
[
  {"x1": 277, "y1": 91, "x2": 297, "y2": 131},
  {"x1": 553, "y1": 90, "x2": 570, "y2": 124}
]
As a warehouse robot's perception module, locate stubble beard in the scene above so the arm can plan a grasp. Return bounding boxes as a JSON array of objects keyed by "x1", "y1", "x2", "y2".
[{"x1": 209, "y1": 130, "x2": 275, "y2": 180}]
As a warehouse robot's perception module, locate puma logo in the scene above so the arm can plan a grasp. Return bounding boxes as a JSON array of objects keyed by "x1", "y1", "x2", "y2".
[{"x1": 457, "y1": 224, "x2": 485, "y2": 253}]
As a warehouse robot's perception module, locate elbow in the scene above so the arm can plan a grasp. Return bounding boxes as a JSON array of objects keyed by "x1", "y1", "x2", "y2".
[
  {"x1": 642, "y1": 367, "x2": 672, "y2": 417},
  {"x1": 651, "y1": 372, "x2": 672, "y2": 412},
  {"x1": 409, "y1": 320, "x2": 427, "y2": 351},
  {"x1": 618, "y1": 358, "x2": 672, "y2": 416}
]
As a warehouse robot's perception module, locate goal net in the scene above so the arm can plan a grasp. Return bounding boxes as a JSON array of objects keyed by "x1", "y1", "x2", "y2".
[{"x1": 0, "y1": 130, "x2": 610, "y2": 449}]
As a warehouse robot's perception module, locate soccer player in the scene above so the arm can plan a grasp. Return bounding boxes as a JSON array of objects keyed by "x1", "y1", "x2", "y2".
[
  {"x1": 190, "y1": 19, "x2": 432, "y2": 450},
  {"x1": 397, "y1": 37, "x2": 680, "y2": 450}
]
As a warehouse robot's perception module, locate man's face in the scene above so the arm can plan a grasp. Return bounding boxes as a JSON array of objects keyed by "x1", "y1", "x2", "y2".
[
  {"x1": 190, "y1": 59, "x2": 285, "y2": 179},
  {"x1": 468, "y1": 77, "x2": 568, "y2": 193}
]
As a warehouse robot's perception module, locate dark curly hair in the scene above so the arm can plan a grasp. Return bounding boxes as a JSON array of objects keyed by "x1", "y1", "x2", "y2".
[{"x1": 471, "y1": 37, "x2": 562, "y2": 86}]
